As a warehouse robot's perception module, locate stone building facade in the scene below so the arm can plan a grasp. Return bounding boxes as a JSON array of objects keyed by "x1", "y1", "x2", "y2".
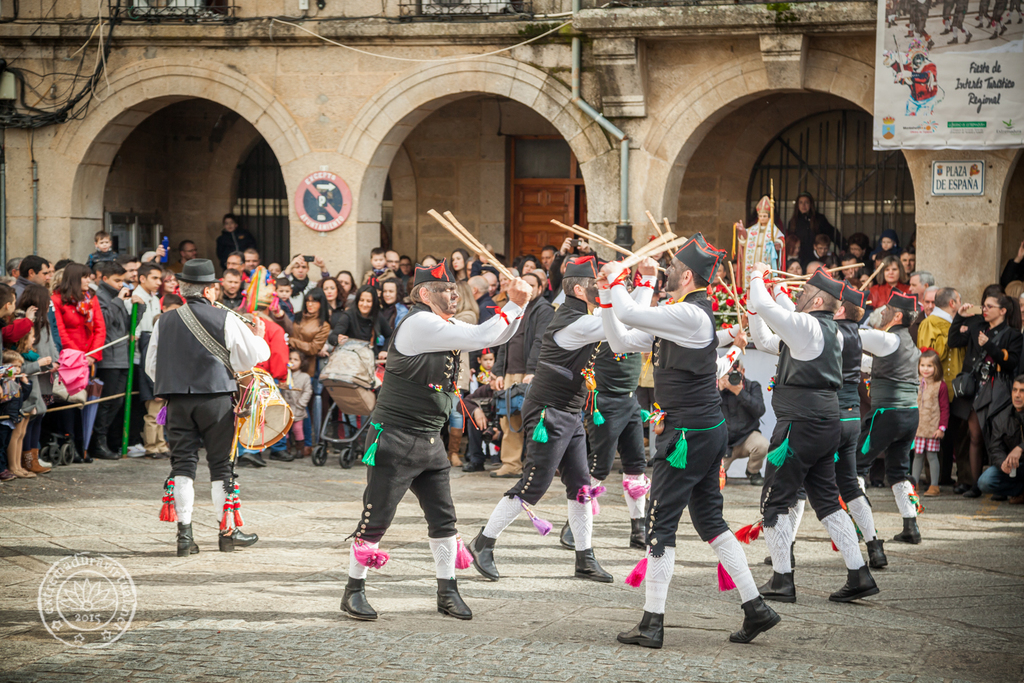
[{"x1": 1, "y1": 0, "x2": 1020, "y2": 300}]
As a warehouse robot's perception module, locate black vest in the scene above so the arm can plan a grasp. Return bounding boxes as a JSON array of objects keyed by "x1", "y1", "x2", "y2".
[
  {"x1": 526, "y1": 296, "x2": 600, "y2": 413},
  {"x1": 652, "y1": 291, "x2": 721, "y2": 422},
  {"x1": 154, "y1": 298, "x2": 236, "y2": 396},
  {"x1": 373, "y1": 305, "x2": 460, "y2": 432},
  {"x1": 594, "y1": 343, "x2": 644, "y2": 395},
  {"x1": 772, "y1": 310, "x2": 842, "y2": 421},
  {"x1": 837, "y1": 318, "x2": 862, "y2": 411},
  {"x1": 870, "y1": 325, "x2": 920, "y2": 409}
]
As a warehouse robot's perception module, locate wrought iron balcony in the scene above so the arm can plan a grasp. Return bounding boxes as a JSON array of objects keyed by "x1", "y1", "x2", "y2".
[
  {"x1": 398, "y1": 0, "x2": 533, "y2": 19},
  {"x1": 111, "y1": 0, "x2": 236, "y2": 22}
]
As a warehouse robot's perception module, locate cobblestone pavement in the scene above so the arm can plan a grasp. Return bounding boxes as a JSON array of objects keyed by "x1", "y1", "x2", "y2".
[{"x1": 1, "y1": 455, "x2": 1022, "y2": 682}]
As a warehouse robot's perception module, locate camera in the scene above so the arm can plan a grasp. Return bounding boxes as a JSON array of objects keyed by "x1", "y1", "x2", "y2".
[
  {"x1": 303, "y1": 255, "x2": 315, "y2": 262},
  {"x1": 728, "y1": 371, "x2": 743, "y2": 386},
  {"x1": 570, "y1": 238, "x2": 580, "y2": 249}
]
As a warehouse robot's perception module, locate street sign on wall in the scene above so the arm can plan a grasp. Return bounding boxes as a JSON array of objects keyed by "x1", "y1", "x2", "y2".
[
  {"x1": 931, "y1": 161, "x2": 985, "y2": 196},
  {"x1": 294, "y1": 171, "x2": 352, "y2": 232}
]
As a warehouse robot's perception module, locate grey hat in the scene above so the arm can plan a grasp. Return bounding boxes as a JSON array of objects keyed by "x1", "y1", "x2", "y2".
[{"x1": 177, "y1": 259, "x2": 218, "y2": 284}]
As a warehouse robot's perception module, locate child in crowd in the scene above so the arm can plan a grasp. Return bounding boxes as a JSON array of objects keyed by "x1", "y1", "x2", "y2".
[
  {"x1": 86, "y1": 231, "x2": 118, "y2": 269},
  {"x1": 162, "y1": 294, "x2": 185, "y2": 312},
  {"x1": 275, "y1": 279, "x2": 295, "y2": 322},
  {"x1": 281, "y1": 350, "x2": 312, "y2": 455},
  {"x1": 361, "y1": 247, "x2": 395, "y2": 287},
  {"x1": 471, "y1": 348, "x2": 496, "y2": 393},
  {"x1": 268, "y1": 263, "x2": 283, "y2": 278},
  {"x1": 812, "y1": 234, "x2": 838, "y2": 268},
  {"x1": 914, "y1": 349, "x2": 948, "y2": 496},
  {"x1": 0, "y1": 349, "x2": 29, "y2": 479},
  {"x1": 8, "y1": 319, "x2": 53, "y2": 476}
]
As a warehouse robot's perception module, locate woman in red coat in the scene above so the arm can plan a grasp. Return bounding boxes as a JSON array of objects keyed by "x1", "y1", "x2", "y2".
[
  {"x1": 52, "y1": 262, "x2": 106, "y2": 364},
  {"x1": 868, "y1": 255, "x2": 911, "y2": 309}
]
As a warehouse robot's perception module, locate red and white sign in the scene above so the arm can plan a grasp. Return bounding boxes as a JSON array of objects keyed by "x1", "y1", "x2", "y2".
[{"x1": 294, "y1": 171, "x2": 352, "y2": 232}]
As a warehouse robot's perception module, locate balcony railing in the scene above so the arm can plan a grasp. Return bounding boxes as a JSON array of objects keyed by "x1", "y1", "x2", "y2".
[
  {"x1": 398, "y1": 0, "x2": 533, "y2": 19},
  {"x1": 111, "y1": 0, "x2": 236, "y2": 22}
]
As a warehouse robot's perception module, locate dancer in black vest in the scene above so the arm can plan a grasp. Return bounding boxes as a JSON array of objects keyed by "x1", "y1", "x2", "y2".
[
  {"x1": 599, "y1": 236, "x2": 777, "y2": 649},
  {"x1": 342, "y1": 260, "x2": 530, "y2": 622},
  {"x1": 858, "y1": 291, "x2": 923, "y2": 544},
  {"x1": 146, "y1": 259, "x2": 270, "y2": 556},
  {"x1": 470, "y1": 256, "x2": 620, "y2": 585},
  {"x1": 748, "y1": 265, "x2": 880, "y2": 604}
]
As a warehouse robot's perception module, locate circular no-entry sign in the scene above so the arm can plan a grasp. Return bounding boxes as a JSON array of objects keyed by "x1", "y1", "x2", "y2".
[{"x1": 294, "y1": 171, "x2": 352, "y2": 232}]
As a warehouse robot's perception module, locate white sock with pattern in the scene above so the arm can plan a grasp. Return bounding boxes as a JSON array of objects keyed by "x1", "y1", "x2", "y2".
[
  {"x1": 348, "y1": 542, "x2": 373, "y2": 580},
  {"x1": 567, "y1": 499, "x2": 593, "y2": 551},
  {"x1": 764, "y1": 512, "x2": 795, "y2": 574},
  {"x1": 172, "y1": 476, "x2": 194, "y2": 524},
  {"x1": 622, "y1": 473, "x2": 648, "y2": 519},
  {"x1": 846, "y1": 496, "x2": 877, "y2": 542},
  {"x1": 429, "y1": 535, "x2": 458, "y2": 579},
  {"x1": 483, "y1": 496, "x2": 522, "y2": 539},
  {"x1": 821, "y1": 510, "x2": 866, "y2": 570},
  {"x1": 710, "y1": 532, "x2": 759, "y2": 602},
  {"x1": 643, "y1": 546, "x2": 676, "y2": 614},
  {"x1": 791, "y1": 498, "x2": 806, "y2": 537},
  {"x1": 210, "y1": 481, "x2": 230, "y2": 525},
  {"x1": 892, "y1": 480, "x2": 918, "y2": 518}
]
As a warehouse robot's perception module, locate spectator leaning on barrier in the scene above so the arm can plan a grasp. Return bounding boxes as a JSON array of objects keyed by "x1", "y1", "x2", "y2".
[
  {"x1": 718, "y1": 355, "x2": 768, "y2": 486},
  {"x1": 134, "y1": 263, "x2": 168, "y2": 458},
  {"x1": 90, "y1": 261, "x2": 134, "y2": 461}
]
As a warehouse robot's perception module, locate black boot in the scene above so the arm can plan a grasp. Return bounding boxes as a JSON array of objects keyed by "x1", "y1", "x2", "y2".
[
  {"x1": 176, "y1": 523, "x2": 199, "y2": 557},
  {"x1": 616, "y1": 611, "x2": 664, "y2": 649},
  {"x1": 729, "y1": 596, "x2": 781, "y2": 643},
  {"x1": 341, "y1": 577, "x2": 377, "y2": 620},
  {"x1": 829, "y1": 566, "x2": 880, "y2": 602},
  {"x1": 574, "y1": 548, "x2": 613, "y2": 583},
  {"x1": 436, "y1": 578, "x2": 472, "y2": 620},
  {"x1": 892, "y1": 517, "x2": 921, "y2": 544},
  {"x1": 866, "y1": 539, "x2": 888, "y2": 568},
  {"x1": 559, "y1": 520, "x2": 575, "y2": 550},
  {"x1": 759, "y1": 571, "x2": 796, "y2": 603},
  {"x1": 468, "y1": 528, "x2": 499, "y2": 581},
  {"x1": 629, "y1": 518, "x2": 646, "y2": 549},
  {"x1": 763, "y1": 542, "x2": 796, "y2": 568},
  {"x1": 219, "y1": 528, "x2": 259, "y2": 552},
  {"x1": 91, "y1": 441, "x2": 120, "y2": 460}
]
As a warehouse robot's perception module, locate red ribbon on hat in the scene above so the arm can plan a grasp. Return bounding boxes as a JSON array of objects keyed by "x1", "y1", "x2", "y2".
[{"x1": 431, "y1": 264, "x2": 446, "y2": 279}]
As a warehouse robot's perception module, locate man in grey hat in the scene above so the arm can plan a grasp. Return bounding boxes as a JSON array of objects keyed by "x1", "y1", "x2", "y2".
[{"x1": 145, "y1": 259, "x2": 271, "y2": 556}]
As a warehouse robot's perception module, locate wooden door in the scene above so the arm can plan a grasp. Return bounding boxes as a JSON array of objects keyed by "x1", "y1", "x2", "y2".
[{"x1": 512, "y1": 185, "x2": 574, "y2": 258}]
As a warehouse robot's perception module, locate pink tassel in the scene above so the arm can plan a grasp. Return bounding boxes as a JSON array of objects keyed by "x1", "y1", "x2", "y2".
[
  {"x1": 591, "y1": 485, "x2": 606, "y2": 515},
  {"x1": 622, "y1": 476, "x2": 650, "y2": 500},
  {"x1": 352, "y1": 540, "x2": 389, "y2": 569},
  {"x1": 156, "y1": 404, "x2": 167, "y2": 426},
  {"x1": 625, "y1": 556, "x2": 648, "y2": 587},
  {"x1": 717, "y1": 562, "x2": 736, "y2": 592},
  {"x1": 455, "y1": 536, "x2": 474, "y2": 570},
  {"x1": 531, "y1": 515, "x2": 553, "y2": 536}
]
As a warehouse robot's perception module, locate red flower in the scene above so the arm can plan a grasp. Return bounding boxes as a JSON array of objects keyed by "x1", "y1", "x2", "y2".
[
  {"x1": 726, "y1": 298, "x2": 735, "y2": 307},
  {"x1": 721, "y1": 323, "x2": 733, "y2": 329},
  {"x1": 711, "y1": 299, "x2": 719, "y2": 311}
]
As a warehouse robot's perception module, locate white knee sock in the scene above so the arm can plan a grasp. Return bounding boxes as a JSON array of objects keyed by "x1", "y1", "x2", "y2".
[
  {"x1": 429, "y1": 535, "x2": 458, "y2": 580},
  {"x1": 348, "y1": 542, "x2": 373, "y2": 580},
  {"x1": 846, "y1": 496, "x2": 877, "y2": 542},
  {"x1": 483, "y1": 496, "x2": 522, "y2": 539},
  {"x1": 622, "y1": 473, "x2": 649, "y2": 519},
  {"x1": 710, "y1": 532, "x2": 759, "y2": 602},
  {"x1": 211, "y1": 481, "x2": 230, "y2": 525},
  {"x1": 764, "y1": 513, "x2": 794, "y2": 574},
  {"x1": 590, "y1": 475, "x2": 602, "y2": 488},
  {"x1": 567, "y1": 499, "x2": 593, "y2": 551},
  {"x1": 791, "y1": 498, "x2": 806, "y2": 538},
  {"x1": 172, "y1": 476, "x2": 194, "y2": 524},
  {"x1": 821, "y1": 510, "x2": 866, "y2": 570},
  {"x1": 857, "y1": 476, "x2": 867, "y2": 496},
  {"x1": 643, "y1": 546, "x2": 676, "y2": 615},
  {"x1": 892, "y1": 480, "x2": 918, "y2": 518}
]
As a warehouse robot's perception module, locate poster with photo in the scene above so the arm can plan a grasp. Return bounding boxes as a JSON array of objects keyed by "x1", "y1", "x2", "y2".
[{"x1": 873, "y1": 0, "x2": 1024, "y2": 149}]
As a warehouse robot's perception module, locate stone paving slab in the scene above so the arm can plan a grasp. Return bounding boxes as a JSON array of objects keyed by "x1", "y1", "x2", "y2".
[{"x1": 0, "y1": 456, "x2": 1022, "y2": 682}]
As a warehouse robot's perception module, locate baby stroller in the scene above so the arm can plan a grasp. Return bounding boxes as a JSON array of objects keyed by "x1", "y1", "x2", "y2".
[{"x1": 311, "y1": 340, "x2": 382, "y2": 468}]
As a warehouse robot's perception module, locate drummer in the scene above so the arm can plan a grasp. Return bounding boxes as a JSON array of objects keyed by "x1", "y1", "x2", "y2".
[{"x1": 145, "y1": 259, "x2": 271, "y2": 556}]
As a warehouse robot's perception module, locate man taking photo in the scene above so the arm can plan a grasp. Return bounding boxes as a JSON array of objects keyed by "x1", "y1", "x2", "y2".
[{"x1": 718, "y1": 354, "x2": 767, "y2": 485}]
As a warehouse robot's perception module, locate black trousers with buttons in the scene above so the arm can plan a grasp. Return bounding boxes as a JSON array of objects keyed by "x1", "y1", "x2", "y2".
[
  {"x1": 351, "y1": 425, "x2": 458, "y2": 544},
  {"x1": 504, "y1": 398, "x2": 590, "y2": 506},
  {"x1": 585, "y1": 391, "x2": 647, "y2": 481}
]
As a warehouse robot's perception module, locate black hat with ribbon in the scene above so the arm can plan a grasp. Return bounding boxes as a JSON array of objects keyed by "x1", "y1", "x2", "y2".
[
  {"x1": 839, "y1": 283, "x2": 866, "y2": 308},
  {"x1": 564, "y1": 255, "x2": 600, "y2": 279},
  {"x1": 412, "y1": 259, "x2": 456, "y2": 288},
  {"x1": 886, "y1": 290, "x2": 921, "y2": 313},
  {"x1": 673, "y1": 233, "x2": 726, "y2": 284},
  {"x1": 806, "y1": 266, "x2": 845, "y2": 301}
]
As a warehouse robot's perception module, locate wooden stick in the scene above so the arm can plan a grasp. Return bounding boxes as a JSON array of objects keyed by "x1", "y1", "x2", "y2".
[
  {"x1": 723, "y1": 261, "x2": 748, "y2": 352},
  {"x1": 428, "y1": 210, "x2": 514, "y2": 280},
  {"x1": 645, "y1": 210, "x2": 664, "y2": 236},
  {"x1": 442, "y1": 211, "x2": 515, "y2": 281},
  {"x1": 663, "y1": 218, "x2": 672, "y2": 235},
  {"x1": 620, "y1": 234, "x2": 689, "y2": 271},
  {"x1": 774, "y1": 263, "x2": 865, "y2": 284},
  {"x1": 860, "y1": 260, "x2": 886, "y2": 291},
  {"x1": 551, "y1": 220, "x2": 628, "y2": 256}
]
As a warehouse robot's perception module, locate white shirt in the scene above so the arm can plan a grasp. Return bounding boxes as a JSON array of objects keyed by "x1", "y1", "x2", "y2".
[
  {"x1": 393, "y1": 300, "x2": 523, "y2": 356},
  {"x1": 145, "y1": 307, "x2": 271, "y2": 382},
  {"x1": 552, "y1": 276, "x2": 656, "y2": 351},
  {"x1": 748, "y1": 271, "x2": 828, "y2": 360},
  {"x1": 859, "y1": 328, "x2": 900, "y2": 357},
  {"x1": 931, "y1": 307, "x2": 953, "y2": 324}
]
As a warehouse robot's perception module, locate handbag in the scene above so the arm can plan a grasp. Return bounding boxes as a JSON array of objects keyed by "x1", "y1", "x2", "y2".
[
  {"x1": 495, "y1": 382, "x2": 526, "y2": 418},
  {"x1": 951, "y1": 370, "x2": 977, "y2": 401}
]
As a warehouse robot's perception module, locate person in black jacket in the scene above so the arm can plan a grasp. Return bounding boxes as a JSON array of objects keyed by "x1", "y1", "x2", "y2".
[
  {"x1": 91, "y1": 261, "x2": 133, "y2": 461},
  {"x1": 949, "y1": 293, "x2": 1023, "y2": 497},
  {"x1": 978, "y1": 375, "x2": 1024, "y2": 501},
  {"x1": 718, "y1": 360, "x2": 767, "y2": 485},
  {"x1": 490, "y1": 272, "x2": 554, "y2": 477},
  {"x1": 329, "y1": 285, "x2": 393, "y2": 357},
  {"x1": 999, "y1": 240, "x2": 1024, "y2": 289},
  {"x1": 215, "y1": 214, "x2": 258, "y2": 270}
]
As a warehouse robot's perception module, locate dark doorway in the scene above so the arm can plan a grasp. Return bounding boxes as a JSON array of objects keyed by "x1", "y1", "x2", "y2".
[{"x1": 236, "y1": 139, "x2": 289, "y2": 266}]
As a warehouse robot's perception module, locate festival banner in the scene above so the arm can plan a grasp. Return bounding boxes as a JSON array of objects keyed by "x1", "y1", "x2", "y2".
[{"x1": 873, "y1": 0, "x2": 1024, "y2": 149}]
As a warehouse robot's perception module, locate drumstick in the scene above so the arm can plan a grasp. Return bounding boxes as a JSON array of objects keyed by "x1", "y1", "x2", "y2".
[
  {"x1": 860, "y1": 260, "x2": 887, "y2": 291},
  {"x1": 645, "y1": 210, "x2": 664, "y2": 236}
]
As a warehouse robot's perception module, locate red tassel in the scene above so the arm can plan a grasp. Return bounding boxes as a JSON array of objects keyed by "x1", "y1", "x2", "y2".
[
  {"x1": 717, "y1": 562, "x2": 736, "y2": 592},
  {"x1": 233, "y1": 495, "x2": 244, "y2": 528},
  {"x1": 838, "y1": 495, "x2": 848, "y2": 511},
  {"x1": 158, "y1": 480, "x2": 177, "y2": 523},
  {"x1": 624, "y1": 556, "x2": 648, "y2": 587},
  {"x1": 831, "y1": 540, "x2": 839, "y2": 552},
  {"x1": 735, "y1": 521, "x2": 762, "y2": 544},
  {"x1": 220, "y1": 500, "x2": 232, "y2": 532}
]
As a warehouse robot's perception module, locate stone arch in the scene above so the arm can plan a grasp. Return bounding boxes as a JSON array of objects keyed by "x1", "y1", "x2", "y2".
[
  {"x1": 57, "y1": 59, "x2": 309, "y2": 258},
  {"x1": 340, "y1": 57, "x2": 616, "y2": 228}
]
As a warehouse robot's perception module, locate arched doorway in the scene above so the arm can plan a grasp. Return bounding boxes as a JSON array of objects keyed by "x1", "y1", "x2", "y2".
[
  {"x1": 747, "y1": 109, "x2": 915, "y2": 248},
  {"x1": 235, "y1": 139, "x2": 289, "y2": 266}
]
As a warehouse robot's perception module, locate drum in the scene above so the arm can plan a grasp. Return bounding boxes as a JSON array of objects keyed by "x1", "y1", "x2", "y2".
[{"x1": 235, "y1": 369, "x2": 294, "y2": 450}]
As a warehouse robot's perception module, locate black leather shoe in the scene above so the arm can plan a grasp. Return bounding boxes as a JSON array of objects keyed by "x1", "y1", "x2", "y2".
[
  {"x1": 219, "y1": 529, "x2": 259, "y2": 552},
  {"x1": 574, "y1": 548, "x2": 613, "y2": 583},
  {"x1": 238, "y1": 451, "x2": 267, "y2": 468},
  {"x1": 729, "y1": 596, "x2": 781, "y2": 643},
  {"x1": 73, "y1": 455, "x2": 94, "y2": 464},
  {"x1": 829, "y1": 566, "x2": 880, "y2": 602},
  {"x1": 759, "y1": 571, "x2": 796, "y2": 603},
  {"x1": 953, "y1": 483, "x2": 969, "y2": 495},
  {"x1": 176, "y1": 522, "x2": 199, "y2": 557},
  {"x1": 461, "y1": 461, "x2": 485, "y2": 473},
  {"x1": 762, "y1": 543, "x2": 795, "y2": 568},
  {"x1": 629, "y1": 518, "x2": 646, "y2": 549},
  {"x1": 436, "y1": 578, "x2": 472, "y2": 620},
  {"x1": 892, "y1": 517, "x2": 921, "y2": 544},
  {"x1": 866, "y1": 539, "x2": 888, "y2": 568},
  {"x1": 748, "y1": 472, "x2": 765, "y2": 486},
  {"x1": 91, "y1": 442, "x2": 120, "y2": 460},
  {"x1": 559, "y1": 521, "x2": 575, "y2": 550},
  {"x1": 341, "y1": 577, "x2": 377, "y2": 620},
  {"x1": 269, "y1": 450, "x2": 294, "y2": 462},
  {"x1": 468, "y1": 528, "x2": 499, "y2": 581},
  {"x1": 992, "y1": 494, "x2": 1008, "y2": 501},
  {"x1": 963, "y1": 485, "x2": 982, "y2": 498},
  {"x1": 617, "y1": 611, "x2": 663, "y2": 649}
]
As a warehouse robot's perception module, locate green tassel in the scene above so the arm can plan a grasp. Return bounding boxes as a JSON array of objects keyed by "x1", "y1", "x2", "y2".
[
  {"x1": 592, "y1": 409, "x2": 605, "y2": 426},
  {"x1": 766, "y1": 437, "x2": 792, "y2": 468},
  {"x1": 641, "y1": 409, "x2": 651, "y2": 423},
  {"x1": 362, "y1": 422, "x2": 383, "y2": 466},
  {"x1": 860, "y1": 433, "x2": 871, "y2": 455},
  {"x1": 834, "y1": 452, "x2": 840, "y2": 463},
  {"x1": 667, "y1": 429, "x2": 688, "y2": 469},
  {"x1": 532, "y1": 408, "x2": 549, "y2": 443}
]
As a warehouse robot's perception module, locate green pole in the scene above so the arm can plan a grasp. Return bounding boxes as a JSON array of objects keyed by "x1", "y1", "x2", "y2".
[{"x1": 121, "y1": 302, "x2": 139, "y2": 458}]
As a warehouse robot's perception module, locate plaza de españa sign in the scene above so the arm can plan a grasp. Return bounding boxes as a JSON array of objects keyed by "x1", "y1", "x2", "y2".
[
  {"x1": 931, "y1": 161, "x2": 985, "y2": 196},
  {"x1": 294, "y1": 171, "x2": 353, "y2": 232}
]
